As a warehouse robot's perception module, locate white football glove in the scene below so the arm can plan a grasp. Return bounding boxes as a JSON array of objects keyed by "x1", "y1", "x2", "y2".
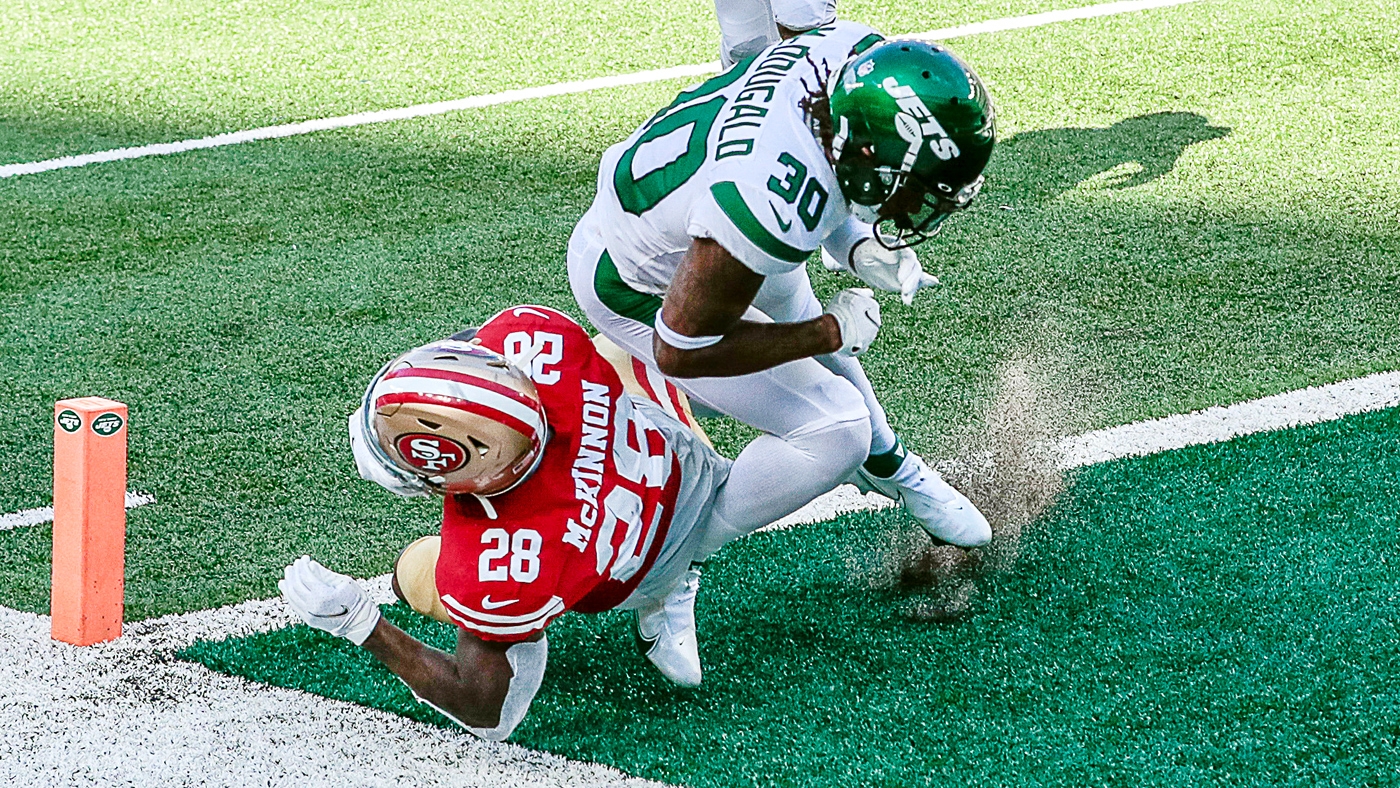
[
  {"x1": 278, "y1": 556, "x2": 382, "y2": 646},
  {"x1": 824, "y1": 288, "x2": 881, "y2": 357},
  {"x1": 349, "y1": 406, "x2": 428, "y2": 498},
  {"x1": 822, "y1": 238, "x2": 940, "y2": 306}
]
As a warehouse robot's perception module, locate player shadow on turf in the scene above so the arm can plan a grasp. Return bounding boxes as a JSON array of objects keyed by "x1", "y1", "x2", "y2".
[{"x1": 990, "y1": 111, "x2": 1232, "y2": 201}]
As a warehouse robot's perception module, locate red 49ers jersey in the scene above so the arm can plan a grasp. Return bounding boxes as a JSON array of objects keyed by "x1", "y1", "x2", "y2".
[{"x1": 435, "y1": 306, "x2": 690, "y2": 642}]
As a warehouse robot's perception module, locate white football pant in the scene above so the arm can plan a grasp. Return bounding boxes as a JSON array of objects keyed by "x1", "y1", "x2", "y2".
[
  {"x1": 714, "y1": 0, "x2": 777, "y2": 67},
  {"x1": 713, "y1": 0, "x2": 838, "y2": 66},
  {"x1": 569, "y1": 225, "x2": 903, "y2": 556}
]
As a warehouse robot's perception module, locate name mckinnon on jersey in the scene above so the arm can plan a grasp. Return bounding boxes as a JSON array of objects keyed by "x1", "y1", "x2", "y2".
[{"x1": 433, "y1": 306, "x2": 729, "y2": 642}]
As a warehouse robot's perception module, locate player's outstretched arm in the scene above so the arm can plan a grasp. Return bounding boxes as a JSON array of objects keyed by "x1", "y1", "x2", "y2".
[
  {"x1": 279, "y1": 556, "x2": 543, "y2": 739},
  {"x1": 655, "y1": 237, "x2": 846, "y2": 377},
  {"x1": 361, "y1": 620, "x2": 525, "y2": 730}
]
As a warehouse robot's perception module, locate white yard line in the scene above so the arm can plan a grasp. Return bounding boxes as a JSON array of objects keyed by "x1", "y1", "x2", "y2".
[
  {"x1": 0, "y1": 491, "x2": 155, "y2": 532},
  {"x1": 0, "y1": 604, "x2": 664, "y2": 788},
  {"x1": 0, "y1": 0, "x2": 1203, "y2": 181},
  {"x1": 763, "y1": 371, "x2": 1400, "y2": 530},
  {"x1": 1058, "y1": 371, "x2": 1400, "y2": 468}
]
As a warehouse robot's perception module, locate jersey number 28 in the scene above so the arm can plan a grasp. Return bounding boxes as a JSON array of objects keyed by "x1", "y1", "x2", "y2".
[{"x1": 479, "y1": 528, "x2": 541, "y2": 583}]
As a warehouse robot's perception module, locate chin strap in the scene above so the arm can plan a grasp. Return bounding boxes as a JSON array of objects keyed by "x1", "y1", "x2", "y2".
[{"x1": 472, "y1": 495, "x2": 498, "y2": 520}]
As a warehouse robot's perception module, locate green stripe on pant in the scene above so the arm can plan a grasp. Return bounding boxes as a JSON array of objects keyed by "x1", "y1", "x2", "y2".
[{"x1": 593, "y1": 250, "x2": 663, "y2": 327}]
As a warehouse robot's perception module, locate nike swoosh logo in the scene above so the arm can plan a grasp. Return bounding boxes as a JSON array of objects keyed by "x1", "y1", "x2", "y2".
[
  {"x1": 769, "y1": 204, "x2": 792, "y2": 232},
  {"x1": 323, "y1": 606, "x2": 350, "y2": 618},
  {"x1": 480, "y1": 596, "x2": 519, "y2": 610},
  {"x1": 635, "y1": 625, "x2": 660, "y2": 655}
]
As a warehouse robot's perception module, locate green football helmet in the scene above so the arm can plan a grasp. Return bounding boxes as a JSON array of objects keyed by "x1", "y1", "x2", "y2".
[{"x1": 828, "y1": 40, "x2": 996, "y2": 248}]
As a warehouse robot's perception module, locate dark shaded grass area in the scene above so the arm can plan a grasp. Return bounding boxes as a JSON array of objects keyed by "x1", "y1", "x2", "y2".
[
  {"x1": 186, "y1": 407, "x2": 1400, "y2": 787},
  {"x1": 3, "y1": 94, "x2": 1399, "y2": 618}
]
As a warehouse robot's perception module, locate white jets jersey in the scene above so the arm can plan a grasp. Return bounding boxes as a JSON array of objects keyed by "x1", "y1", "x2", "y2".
[{"x1": 587, "y1": 22, "x2": 883, "y2": 294}]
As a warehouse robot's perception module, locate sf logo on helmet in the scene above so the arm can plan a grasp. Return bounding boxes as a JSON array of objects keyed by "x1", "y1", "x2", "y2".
[
  {"x1": 882, "y1": 77, "x2": 960, "y2": 166},
  {"x1": 396, "y1": 433, "x2": 469, "y2": 473}
]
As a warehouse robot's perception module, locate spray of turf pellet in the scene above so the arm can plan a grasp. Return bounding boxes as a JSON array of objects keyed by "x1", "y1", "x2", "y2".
[{"x1": 851, "y1": 353, "x2": 1086, "y2": 621}]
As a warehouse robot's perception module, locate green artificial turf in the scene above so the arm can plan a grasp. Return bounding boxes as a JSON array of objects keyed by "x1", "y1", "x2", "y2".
[
  {"x1": 3, "y1": 0, "x2": 1400, "y2": 619},
  {"x1": 185, "y1": 407, "x2": 1400, "y2": 786}
]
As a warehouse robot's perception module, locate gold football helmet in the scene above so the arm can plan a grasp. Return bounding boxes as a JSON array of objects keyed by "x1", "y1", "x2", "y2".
[{"x1": 363, "y1": 338, "x2": 547, "y2": 496}]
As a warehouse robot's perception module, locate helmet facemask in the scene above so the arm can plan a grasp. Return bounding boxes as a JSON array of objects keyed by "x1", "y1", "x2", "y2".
[{"x1": 873, "y1": 171, "x2": 984, "y2": 249}]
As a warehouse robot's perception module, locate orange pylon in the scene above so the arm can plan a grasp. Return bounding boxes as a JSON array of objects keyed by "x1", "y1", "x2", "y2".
[{"x1": 51, "y1": 397, "x2": 128, "y2": 646}]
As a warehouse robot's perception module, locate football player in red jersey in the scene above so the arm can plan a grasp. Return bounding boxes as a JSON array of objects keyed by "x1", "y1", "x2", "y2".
[{"x1": 278, "y1": 305, "x2": 748, "y2": 740}]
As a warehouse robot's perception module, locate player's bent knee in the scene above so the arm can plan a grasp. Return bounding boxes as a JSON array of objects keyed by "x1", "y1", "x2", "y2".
[
  {"x1": 393, "y1": 535, "x2": 453, "y2": 625},
  {"x1": 825, "y1": 414, "x2": 874, "y2": 478},
  {"x1": 815, "y1": 380, "x2": 873, "y2": 470}
]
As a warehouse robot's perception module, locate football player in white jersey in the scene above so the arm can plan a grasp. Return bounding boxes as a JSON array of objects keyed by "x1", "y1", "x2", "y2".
[{"x1": 568, "y1": 28, "x2": 998, "y2": 577}]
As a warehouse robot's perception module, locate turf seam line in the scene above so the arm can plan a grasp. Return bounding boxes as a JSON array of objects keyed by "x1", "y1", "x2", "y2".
[
  {"x1": 761, "y1": 371, "x2": 1400, "y2": 531},
  {"x1": 0, "y1": 491, "x2": 155, "y2": 532},
  {"x1": 0, "y1": 0, "x2": 1203, "y2": 180}
]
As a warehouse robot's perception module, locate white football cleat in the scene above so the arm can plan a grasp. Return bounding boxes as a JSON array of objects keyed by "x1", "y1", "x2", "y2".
[
  {"x1": 635, "y1": 566, "x2": 703, "y2": 688},
  {"x1": 855, "y1": 451, "x2": 992, "y2": 548}
]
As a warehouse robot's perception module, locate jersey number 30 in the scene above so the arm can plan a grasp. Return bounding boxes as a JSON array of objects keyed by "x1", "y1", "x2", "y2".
[{"x1": 613, "y1": 95, "x2": 727, "y2": 215}]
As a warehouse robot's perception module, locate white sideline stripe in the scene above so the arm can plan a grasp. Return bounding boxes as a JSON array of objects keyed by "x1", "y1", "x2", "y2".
[
  {"x1": 1058, "y1": 371, "x2": 1400, "y2": 469},
  {"x1": 762, "y1": 371, "x2": 1400, "y2": 531},
  {"x1": 0, "y1": 491, "x2": 155, "y2": 532},
  {"x1": 0, "y1": 0, "x2": 1203, "y2": 181},
  {"x1": 0, "y1": 602, "x2": 666, "y2": 788},
  {"x1": 905, "y1": 0, "x2": 1201, "y2": 40}
]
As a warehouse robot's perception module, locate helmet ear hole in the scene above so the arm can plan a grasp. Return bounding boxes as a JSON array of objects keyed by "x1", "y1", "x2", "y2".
[{"x1": 468, "y1": 436, "x2": 491, "y2": 458}]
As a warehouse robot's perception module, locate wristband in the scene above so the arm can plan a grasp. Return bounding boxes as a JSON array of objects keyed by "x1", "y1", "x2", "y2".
[{"x1": 654, "y1": 309, "x2": 724, "y2": 351}]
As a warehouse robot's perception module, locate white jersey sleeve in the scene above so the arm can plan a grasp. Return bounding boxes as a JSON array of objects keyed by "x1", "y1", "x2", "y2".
[
  {"x1": 687, "y1": 174, "x2": 819, "y2": 276},
  {"x1": 686, "y1": 54, "x2": 855, "y2": 277},
  {"x1": 820, "y1": 213, "x2": 875, "y2": 269}
]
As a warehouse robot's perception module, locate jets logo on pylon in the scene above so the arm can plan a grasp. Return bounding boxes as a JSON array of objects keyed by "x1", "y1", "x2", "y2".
[{"x1": 395, "y1": 433, "x2": 469, "y2": 473}]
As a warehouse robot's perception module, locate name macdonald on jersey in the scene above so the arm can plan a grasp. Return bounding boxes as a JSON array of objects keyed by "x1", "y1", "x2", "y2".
[
  {"x1": 563, "y1": 379, "x2": 613, "y2": 554},
  {"x1": 715, "y1": 33, "x2": 827, "y2": 161}
]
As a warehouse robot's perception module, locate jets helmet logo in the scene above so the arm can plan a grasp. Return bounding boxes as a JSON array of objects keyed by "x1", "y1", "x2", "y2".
[
  {"x1": 395, "y1": 433, "x2": 469, "y2": 473},
  {"x1": 881, "y1": 77, "x2": 961, "y2": 167}
]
